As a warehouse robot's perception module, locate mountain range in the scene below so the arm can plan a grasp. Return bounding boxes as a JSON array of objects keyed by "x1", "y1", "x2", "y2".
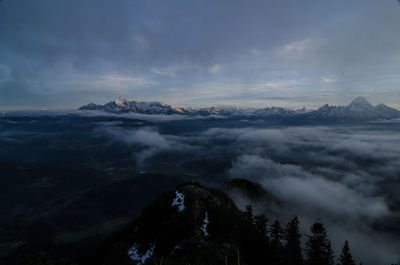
[{"x1": 79, "y1": 96, "x2": 400, "y2": 121}]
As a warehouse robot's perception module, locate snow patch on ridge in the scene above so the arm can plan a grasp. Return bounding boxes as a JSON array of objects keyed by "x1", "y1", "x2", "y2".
[
  {"x1": 127, "y1": 243, "x2": 155, "y2": 264},
  {"x1": 201, "y1": 211, "x2": 209, "y2": 237},
  {"x1": 172, "y1": 191, "x2": 185, "y2": 212}
]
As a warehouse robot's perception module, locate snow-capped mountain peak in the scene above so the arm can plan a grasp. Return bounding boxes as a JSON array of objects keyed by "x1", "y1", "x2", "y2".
[{"x1": 113, "y1": 97, "x2": 129, "y2": 107}]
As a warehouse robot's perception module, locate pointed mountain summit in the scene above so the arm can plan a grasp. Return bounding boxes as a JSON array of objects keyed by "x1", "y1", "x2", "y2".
[
  {"x1": 349, "y1": 96, "x2": 372, "y2": 106},
  {"x1": 344, "y1": 96, "x2": 378, "y2": 120},
  {"x1": 346, "y1": 96, "x2": 375, "y2": 112},
  {"x1": 375, "y1": 103, "x2": 400, "y2": 119},
  {"x1": 309, "y1": 96, "x2": 400, "y2": 121},
  {"x1": 113, "y1": 96, "x2": 129, "y2": 107},
  {"x1": 344, "y1": 96, "x2": 400, "y2": 120}
]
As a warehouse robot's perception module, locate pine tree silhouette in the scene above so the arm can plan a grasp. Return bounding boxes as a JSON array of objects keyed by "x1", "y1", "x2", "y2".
[
  {"x1": 270, "y1": 220, "x2": 284, "y2": 265},
  {"x1": 284, "y1": 217, "x2": 304, "y2": 265},
  {"x1": 305, "y1": 223, "x2": 335, "y2": 265},
  {"x1": 253, "y1": 214, "x2": 270, "y2": 264},
  {"x1": 244, "y1": 204, "x2": 254, "y2": 223},
  {"x1": 338, "y1": 241, "x2": 356, "y2": 265},
  {"x1": 326, "y1": 240, "x2": 335, "y2": 265},
  {"x1": 254, "y1": 214, "x2": 268, "y2": 239}
]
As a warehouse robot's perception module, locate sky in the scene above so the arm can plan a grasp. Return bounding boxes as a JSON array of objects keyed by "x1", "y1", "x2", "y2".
[{"x1": 0, "y1": 0, "x2": 400, "y2": 110}]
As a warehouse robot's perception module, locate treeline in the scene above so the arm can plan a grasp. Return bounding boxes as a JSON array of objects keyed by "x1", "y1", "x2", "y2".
[
  {"x1": 16, "y1": 204, "x2": 391, "y2": 265},
  {"x1": 244, "y1": 205, "x2": 358, "y2": 265},
  {"x1": 15, "y1": 210, "x2": 361, "y2": 265}
]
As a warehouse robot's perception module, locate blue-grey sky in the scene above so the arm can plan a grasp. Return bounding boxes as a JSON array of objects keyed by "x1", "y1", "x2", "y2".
[{"x1": 0, "y1": 0, "x2": 400, "y2": 110}]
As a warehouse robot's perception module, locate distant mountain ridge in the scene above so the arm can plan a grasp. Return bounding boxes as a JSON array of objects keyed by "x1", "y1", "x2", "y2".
[
  {"x1": 79, "y1": 96, "x2": 400, "y2": 121},
  {"x1": 305, "y1": 96, "x2": 400, "y2": 121}
]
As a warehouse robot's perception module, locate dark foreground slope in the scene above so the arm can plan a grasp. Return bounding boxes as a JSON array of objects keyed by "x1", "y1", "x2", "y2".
[
  {"x1": 12, "y1": 180, "x2": 394, "y2": 265},
  {"x1": 1, "y1": 173, "x2": 185, "y2": 265},
  {"x1": 91, "y1": 183, "x2": 266, "y2": 265}
]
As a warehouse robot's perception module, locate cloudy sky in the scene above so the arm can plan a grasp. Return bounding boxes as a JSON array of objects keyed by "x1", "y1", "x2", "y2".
[{"x1": 1, "y1": 0, "x2": 400, "y2": 110}]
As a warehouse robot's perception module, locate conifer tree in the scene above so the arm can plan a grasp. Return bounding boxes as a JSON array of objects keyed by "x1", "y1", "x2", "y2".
[
  {"x1": 326, "y1": 240, "x2": 335, "y2": 265},
  {"x1": 305, "y1": 223, "x2": 334, "y2": 265},
  {"x1": 284, "y1": 217, "x2": 304, "y2": 265},
  {"x1": 253, "y1": 214, "x2": 270, "y2": 263},
  {"x1": 244, "y1": 204, "x2": 254, "y2": 224},
  {"x1": 338, "y1": 241, "x2": 356, "y2": 265},
  {"x1": 254, "y1": 214, "x2": 268, "y2": 239},
  {"x1": 270, "y1": 220, "x2": 284, "y2": 265}
]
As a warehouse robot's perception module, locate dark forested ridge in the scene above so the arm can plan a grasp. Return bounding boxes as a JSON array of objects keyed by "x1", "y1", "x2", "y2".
[{"x1": 12, "y1": 181, "x2": 391, "y2": 265}]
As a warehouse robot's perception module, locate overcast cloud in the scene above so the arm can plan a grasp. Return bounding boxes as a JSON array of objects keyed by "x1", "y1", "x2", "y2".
[{"x1": 0, "y1": 0, "x2": 400, "y2": 109}]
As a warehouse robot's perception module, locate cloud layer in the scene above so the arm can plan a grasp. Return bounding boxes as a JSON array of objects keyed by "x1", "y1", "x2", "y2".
[
  {"x1": 97, "y1": 121, "x2": 400, "y2": 264},
  {"x1": 1, "y1": 0, "x2": 400, "y2": 109}
]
